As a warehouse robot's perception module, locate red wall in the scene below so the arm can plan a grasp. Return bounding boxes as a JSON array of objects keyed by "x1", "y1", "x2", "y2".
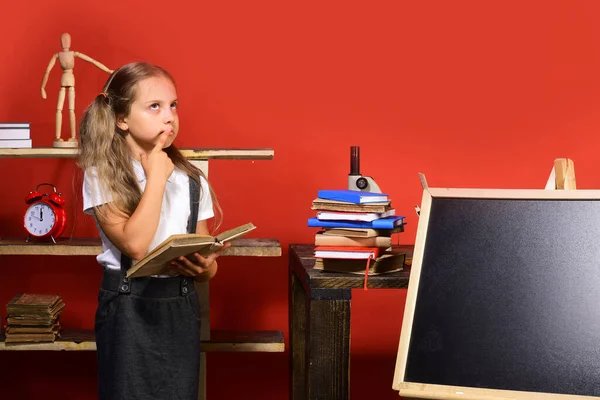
[{"x1": 2, "y1": 1, "x2": 600, "y2": 398}]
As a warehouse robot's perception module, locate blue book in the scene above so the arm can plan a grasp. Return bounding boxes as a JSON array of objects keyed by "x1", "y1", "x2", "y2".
[
  {"x1": 317, "y1": 189, "x2": 389, "y2": 204},
  {"x1": 308, "y1": 215, "x2": 405, "y2": 229}
]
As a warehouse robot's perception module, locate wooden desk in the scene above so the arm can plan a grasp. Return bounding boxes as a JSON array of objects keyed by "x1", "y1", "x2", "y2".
[{"x1": 288, "y1": 244, "x2": 413, "y2": 400}]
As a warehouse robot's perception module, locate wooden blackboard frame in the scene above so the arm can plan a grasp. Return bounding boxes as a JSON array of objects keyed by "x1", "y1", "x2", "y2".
[{"x1": 393, "y1": 188, "x2": 600, "y2": 400}]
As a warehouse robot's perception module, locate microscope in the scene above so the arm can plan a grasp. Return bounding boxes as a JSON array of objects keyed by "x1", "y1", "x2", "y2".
[{"x1": 348, "y1": 146, "x2": 383, "y2": 193}]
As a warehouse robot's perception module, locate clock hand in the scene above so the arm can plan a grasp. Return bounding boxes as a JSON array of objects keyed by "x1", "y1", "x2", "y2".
[{"x1": 40, "y1": 208, "x2": 43, "y2": 222}]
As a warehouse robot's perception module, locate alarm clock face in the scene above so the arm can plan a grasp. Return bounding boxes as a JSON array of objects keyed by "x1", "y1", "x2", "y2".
[{"x1": 25, "y1": 202, "x2": 56, "y2": 237}]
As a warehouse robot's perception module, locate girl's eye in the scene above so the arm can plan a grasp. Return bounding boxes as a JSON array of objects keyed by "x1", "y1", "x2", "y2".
[
  {"x1": 171, "y1": 101, "x2": 178, "y2": 109},
  {"x1": 150, "y1": 103, "x2": 160, "y2": 111}
]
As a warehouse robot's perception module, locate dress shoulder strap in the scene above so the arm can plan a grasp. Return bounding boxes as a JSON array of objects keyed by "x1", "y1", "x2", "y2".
[{"x1": 187, "y1": 176, "x2": 200, "y2": 234}]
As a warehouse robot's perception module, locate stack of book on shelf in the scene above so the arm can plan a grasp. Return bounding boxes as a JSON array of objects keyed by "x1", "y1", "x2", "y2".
[
  {"x1": 308, "y1": 189, "x2": 406, "y2": 287},
  {"x1": 0, "y1": 122, "x2": 31, "y2": 148},
  {"x1": 3, "y1": 293, "x2": 64, "y2": 344}
]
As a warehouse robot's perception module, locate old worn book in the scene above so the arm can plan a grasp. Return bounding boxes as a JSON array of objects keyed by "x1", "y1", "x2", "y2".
[
  {"x1": 6, "y1": 322, "x2": 60, "y2": 334},
  {"x1": 312, "y1": 198, "x2": 392, "y2": 213},
  {"x1": 6, "y1": 316, "x2": 59, "y2": 326},
  {"x1": 126, "y1": 222, "x2": 256, "y2": 278},
  {"x1": 6, "y1": 293, "x2": 65, "y2": 317},
  {"x1": 17, "y1": 302, "x2": 65, "y2": 320},
  {"x1": 313, "y1": 251, "x2": 406, "y2": 275},
  {"x1": 4, "y1": 332, "x2": 58, "y2": 343}
]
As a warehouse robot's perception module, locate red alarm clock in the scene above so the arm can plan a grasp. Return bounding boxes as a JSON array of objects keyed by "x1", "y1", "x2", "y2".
[{"x1": 24, "y1": 183, "x2": 67, "y2": 242}]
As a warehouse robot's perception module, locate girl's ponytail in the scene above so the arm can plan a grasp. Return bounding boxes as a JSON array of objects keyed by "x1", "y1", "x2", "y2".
[
  {"x1": 78, "y1": 90, "x2": 141, "y2": 219},
  {"x1": 79, "y1": 93, "x2": 116, "y2": 152}
]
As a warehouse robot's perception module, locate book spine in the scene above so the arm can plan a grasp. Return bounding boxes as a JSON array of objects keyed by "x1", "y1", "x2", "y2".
[
  {"x1": 0, "y1": 139, "x2": 32, "y2": 148},
  {"x1": 370, "y1": 216, "x2": 405, "y2": 229},
  {"x1": 0, "y1": 123, "x2": 30, "y2": 128},
  {"x1": 315, "y1": 234, "x2": 392, "y2": 248},
  {"x1": 308, "y1": 218, "x2": 371, "y2": 228},
  {"x1": 316, "y1": 209, "x2": 395, "y2": 222},
  {"x1": 0, "y1": 128, "x2": 30, "y2": 140}
]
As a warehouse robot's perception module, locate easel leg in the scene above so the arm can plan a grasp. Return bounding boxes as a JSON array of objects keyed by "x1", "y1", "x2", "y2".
[{"x1": 554, "y1": 158, "x2": 577, "y2": 190}]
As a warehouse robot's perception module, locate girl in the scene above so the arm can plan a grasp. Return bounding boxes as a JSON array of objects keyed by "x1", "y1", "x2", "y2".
[{"x1": 78, "y1": 62, "x2": 229, "y2": 400}]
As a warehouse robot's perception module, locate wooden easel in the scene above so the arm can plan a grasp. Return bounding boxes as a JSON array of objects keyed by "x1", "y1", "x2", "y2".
[{"x1": 545, "y1": 158, "x2": 576, "y2": 190}]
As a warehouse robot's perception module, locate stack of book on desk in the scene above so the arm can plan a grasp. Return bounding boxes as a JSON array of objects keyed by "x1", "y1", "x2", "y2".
[
  {"x1": 308, "y1": 189, "x2": 407, "y2": 281},
  {"x1": 3, "y1": 293, "x2": 64, "y2": 344}
]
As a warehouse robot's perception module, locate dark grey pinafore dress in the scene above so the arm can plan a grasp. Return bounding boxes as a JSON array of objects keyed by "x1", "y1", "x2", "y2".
[{"x1": 95, "y1": 177, "x2": 202, "y2": 400}]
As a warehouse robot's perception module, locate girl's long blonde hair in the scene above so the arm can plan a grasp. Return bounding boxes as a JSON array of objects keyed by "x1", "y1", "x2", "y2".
[{"x1": 77, "y1": 62, "x2": 222, "y2": 230}]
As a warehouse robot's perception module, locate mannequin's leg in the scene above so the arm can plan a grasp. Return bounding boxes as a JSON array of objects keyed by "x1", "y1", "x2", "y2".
[
  {"x1": 53, "y1": 86, "x2": 77, "y2": 147},
  {"x1": 54, "y1": 87, "x2": 66, "y2": 143},
  {"x1": 68, "y1": 87, "x2": 76, "y2": 142}
]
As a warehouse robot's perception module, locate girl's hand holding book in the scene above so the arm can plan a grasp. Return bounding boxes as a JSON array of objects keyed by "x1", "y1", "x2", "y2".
[{"x1": 168, "y1": 242, "x2": 231, "y2": 282}]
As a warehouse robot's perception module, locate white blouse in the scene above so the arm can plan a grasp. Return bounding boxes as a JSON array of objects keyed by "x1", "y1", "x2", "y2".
[{"x1": 83, "y1": 159, "x2": 214, "y2": 272}]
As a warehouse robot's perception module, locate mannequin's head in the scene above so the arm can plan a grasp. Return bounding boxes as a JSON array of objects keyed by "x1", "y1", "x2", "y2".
[{"x1": 60, "y1": 33, "x2": 71, "y2": 50}]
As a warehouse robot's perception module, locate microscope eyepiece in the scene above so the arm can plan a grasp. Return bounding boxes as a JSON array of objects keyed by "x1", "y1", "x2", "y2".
[{"x1": 350, "y1": 146, "x2": 360, "y2": 175}]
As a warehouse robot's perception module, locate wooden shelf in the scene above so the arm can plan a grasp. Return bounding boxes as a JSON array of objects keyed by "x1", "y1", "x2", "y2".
[
  {"x1": 0, "y1": 147, "x2": 274, "y2": 160},
  {"x1": 0, "y1": 238, "x2": 281, "y2": 257},
  {"x1": 0, "y1": 329, "x2": 285, "y2": 352}
]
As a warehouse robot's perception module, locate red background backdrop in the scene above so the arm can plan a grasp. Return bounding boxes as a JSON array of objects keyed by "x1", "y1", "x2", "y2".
[{"x1": 2, "y1": 1, "x2": 600, "y2": 398}]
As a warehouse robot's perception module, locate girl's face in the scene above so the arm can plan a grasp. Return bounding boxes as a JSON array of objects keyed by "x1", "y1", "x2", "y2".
[{"x1": 118, "y1": 75, "x2": 179, "y2": 156}]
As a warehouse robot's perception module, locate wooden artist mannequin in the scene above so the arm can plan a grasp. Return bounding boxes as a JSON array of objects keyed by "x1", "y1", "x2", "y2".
[{"x1": 41, "y1": 33, "x2": 113, "y2": 148}]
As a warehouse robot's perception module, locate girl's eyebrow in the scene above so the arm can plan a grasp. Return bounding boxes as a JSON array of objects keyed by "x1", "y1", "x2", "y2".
[{"x1": 144, "y1": 98, "x2": 178, "y2": 104}]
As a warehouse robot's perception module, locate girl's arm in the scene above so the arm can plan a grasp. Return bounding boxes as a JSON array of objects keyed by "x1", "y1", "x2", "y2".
[
  {"x1": 94, "y1": 177, "x2": 167, "y2": 260},
  {"x1": 95, "y1": 133, "x2": 174, "y2": 260}
]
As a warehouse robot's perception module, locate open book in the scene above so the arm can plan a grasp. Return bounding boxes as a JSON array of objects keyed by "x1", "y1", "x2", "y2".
[{"x1": 126, "y1": 222, "x2": 256, "y2": 278}]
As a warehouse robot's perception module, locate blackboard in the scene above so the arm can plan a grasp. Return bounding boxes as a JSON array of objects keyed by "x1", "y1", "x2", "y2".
[{"x1": 394, "y1": 189, "x2": 600, "y2": 400}]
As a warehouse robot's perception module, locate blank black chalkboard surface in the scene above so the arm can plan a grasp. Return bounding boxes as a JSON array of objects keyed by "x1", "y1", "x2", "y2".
[{"x1": 393, "y1": 188, "x2": 600, "y2": 400}]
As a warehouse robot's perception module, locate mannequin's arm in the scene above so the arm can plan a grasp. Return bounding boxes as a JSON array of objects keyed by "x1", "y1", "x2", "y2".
[
  {"x1": 74, "y1": 52, "x2": 114, "y2": 74},
  {"x1": 41, "y1": 54, "x2": 58, "y2": 99}
]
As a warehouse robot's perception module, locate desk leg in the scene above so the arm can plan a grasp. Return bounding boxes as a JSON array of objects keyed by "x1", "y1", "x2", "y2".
[
  {"x1": 289, "y1": 252, "x2": 351, "y2": 400},
  {"x1": 307, "y1": 289, "x2": 351, "y2": 399},
  {"x1": 290, "y1": 270, "x2": 307, "y2": 400},
  {"x1": 289, "y1": 266, "x2": 352, "y2": 400}
]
